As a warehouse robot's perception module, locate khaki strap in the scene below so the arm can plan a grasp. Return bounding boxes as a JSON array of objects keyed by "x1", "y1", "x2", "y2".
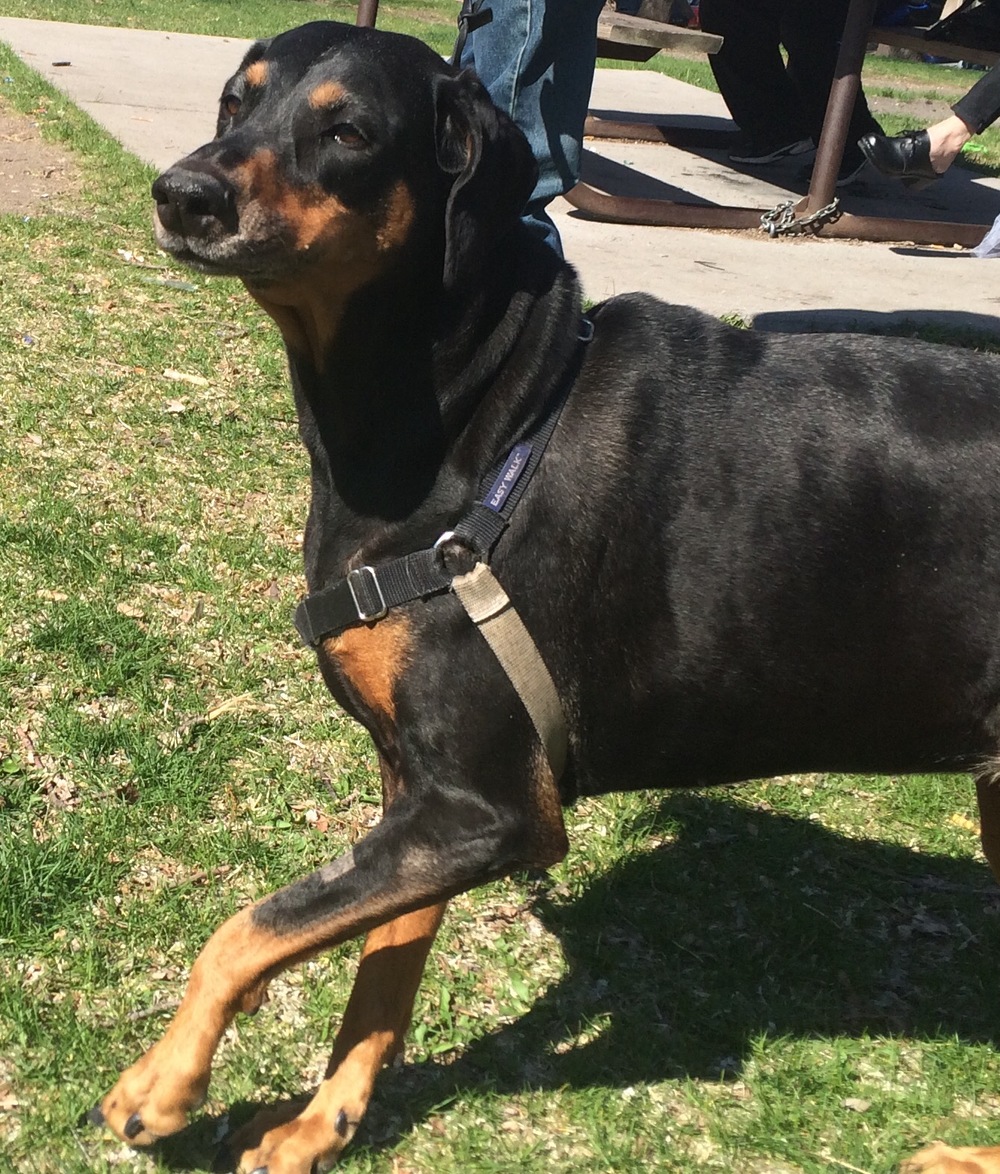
[{"x1": 452, "y1": 562, "x2": 568, "y2": 781}]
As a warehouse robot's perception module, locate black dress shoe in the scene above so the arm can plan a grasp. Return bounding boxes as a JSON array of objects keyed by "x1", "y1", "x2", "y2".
[{"x1": 858, "y1": 129, "x2": 939, "y2": 189}]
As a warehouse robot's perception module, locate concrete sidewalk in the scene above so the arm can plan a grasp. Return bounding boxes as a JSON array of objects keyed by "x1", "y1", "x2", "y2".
[{"x1": 3, "y1": 14, "x2": 1000, "y2": 334}]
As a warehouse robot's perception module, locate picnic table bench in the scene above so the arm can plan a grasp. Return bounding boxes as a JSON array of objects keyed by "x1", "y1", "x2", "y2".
[{"x1": 595, "y1": 10, "x2": 721, "y2": 61}]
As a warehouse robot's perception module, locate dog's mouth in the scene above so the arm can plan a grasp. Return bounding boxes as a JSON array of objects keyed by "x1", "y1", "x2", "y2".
[
  {"x1": 151, "y1": 199, "x2": 299, "y2": 282},
  {"x1": 153, "y1": 208, "x2": 242, "y2": 275},
  {"x1": 152, "y1": 229, "x2": 228, "y2": 275}
]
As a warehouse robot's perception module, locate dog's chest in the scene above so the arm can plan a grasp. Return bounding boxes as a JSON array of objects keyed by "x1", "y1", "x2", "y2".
[{"x1": 319, "y1": 615, "x2": 412, "y2": 725}]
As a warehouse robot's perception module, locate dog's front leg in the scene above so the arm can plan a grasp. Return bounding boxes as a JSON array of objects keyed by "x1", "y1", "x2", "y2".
[
  {"x1": 92, "y1": 836, "x2": 445, "y2": 1150},
  {"x1": 93, "y1": 779, "x2": 555, "y2": 1157},
  {"x1": 229, "y1": 901, "x2": 446, "y2": 1174},
  {"x1": 90, "y1": 898, "x2": 279, "y2": 1146},
  {"x1": 228, "y1": 759, "x2": 447, "y2": 1171}
]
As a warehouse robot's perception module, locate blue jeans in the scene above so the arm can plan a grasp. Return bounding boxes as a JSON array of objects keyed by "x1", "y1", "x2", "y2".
[{"x1": 461, "y1": 0, "x2": 606, "y2": 255}]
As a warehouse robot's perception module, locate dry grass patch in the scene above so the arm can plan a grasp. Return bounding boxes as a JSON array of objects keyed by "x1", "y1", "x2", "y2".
[{"x1": 0, "y1": 98, "x2": 83, "y2": 216}]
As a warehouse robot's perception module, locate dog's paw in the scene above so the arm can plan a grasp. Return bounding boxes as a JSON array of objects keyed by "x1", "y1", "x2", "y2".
[
  {"x1": 901, "y1": 1142, "x2": 1000, "y2": 1173},
  {"x1": 90, "y1": 1040, "x2": 210, "y2": 1146},
  {"x1": 229, "y1": 1102, "x2": 360, "y2": 1174}
]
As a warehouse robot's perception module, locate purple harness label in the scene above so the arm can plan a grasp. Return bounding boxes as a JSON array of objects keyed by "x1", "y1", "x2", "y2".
[{"x1": 484, "y1": 443, "x2": 532, "y2": 513}]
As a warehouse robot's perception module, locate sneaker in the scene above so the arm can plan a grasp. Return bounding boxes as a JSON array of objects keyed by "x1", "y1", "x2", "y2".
[
  {"x1": 800, "y1": 148, "x2": 869, "y2": 187},
  {"x1": 835, "y1": 152, "x2": 869, "y2": 186},
  {"x1": 728, "y1": 135, "x2": 814, "y2": 165}
]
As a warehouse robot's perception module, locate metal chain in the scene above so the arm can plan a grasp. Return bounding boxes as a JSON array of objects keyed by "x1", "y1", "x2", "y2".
[{"x1": 760, "y1": 197, "x2": 842, "y2": 238}]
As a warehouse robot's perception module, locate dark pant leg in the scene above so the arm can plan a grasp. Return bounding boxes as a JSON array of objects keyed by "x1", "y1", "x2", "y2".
[
  {"x1": 953, "y1": 61, "x2": 1000, "y2": 134},
  {"x1": 780, "y1": 0, "x2": 881, "y2": 146},
  {"x1": 699, "y1": 0, "x2": 806, "y2": 142}
]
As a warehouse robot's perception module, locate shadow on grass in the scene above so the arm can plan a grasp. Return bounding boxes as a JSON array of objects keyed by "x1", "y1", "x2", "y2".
[{"x1": 153, "y1": 788, "x2": 1000, "y2": 1168}]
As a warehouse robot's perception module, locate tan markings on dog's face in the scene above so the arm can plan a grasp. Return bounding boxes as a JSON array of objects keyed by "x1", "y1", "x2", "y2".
[
  {"x1": 322, "y1": 615, "x2": 412, "y2": 723},
  {"x1": 309, "y1": 80, "x2": 347, "y2": 109},
  {"x1": 245, "y1": 59, "x2": 269, "y2": 87},
  {"x1": 234, "y1": 151, "x2": 414, "y2": 257},
  {"x1": 233, "y1": 151, "x2": 416, "y2": 366},
  {"x1": 376, "y1": 181, "x2": 416, "y2": 252},
  {"x1": 234, "y1": 148, "x2": 351, "y2": 252}
]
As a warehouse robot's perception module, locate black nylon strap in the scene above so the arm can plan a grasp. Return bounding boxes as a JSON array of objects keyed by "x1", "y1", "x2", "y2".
[
  {"x1": 452, "y1": 502, "x2": 508, "y2": 558},
  {"x1": 294, "y1": 549, "x2": 451, "y2": 646},
  {"x1": 453, "y1": 0, "x2": 493, "y2": 65},
  {"x1": 293, "y1": 321, "x2": 590, "y2": 646}
]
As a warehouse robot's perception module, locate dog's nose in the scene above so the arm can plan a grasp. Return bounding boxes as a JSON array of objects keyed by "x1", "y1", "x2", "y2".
[{"x1": 152, "y1": 166, "x2": 237, "y2": 237}]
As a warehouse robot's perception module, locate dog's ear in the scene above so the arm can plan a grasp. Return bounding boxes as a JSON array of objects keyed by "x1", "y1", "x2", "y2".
[
  {"x1": 238, "y1": 37, "x2": 273, "y2": 71},
  {"x1": 216, "y1": 39, "x2": 274, "y2": 136},
  {"x1": 433, "y1": 68, "x2": 538, "y2": 289}
]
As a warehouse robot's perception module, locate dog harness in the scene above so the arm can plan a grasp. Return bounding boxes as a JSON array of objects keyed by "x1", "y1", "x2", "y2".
[{"x1": 293, "y1": 318, "x2": 594, "y2": 782}]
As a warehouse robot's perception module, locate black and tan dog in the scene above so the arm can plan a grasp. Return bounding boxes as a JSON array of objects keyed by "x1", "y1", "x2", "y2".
[{"x1": 89, "y1": 19, "x2": 1000, "y2": 1174}]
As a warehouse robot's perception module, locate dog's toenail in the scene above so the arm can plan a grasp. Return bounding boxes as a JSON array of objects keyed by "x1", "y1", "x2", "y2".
[
  {"x1": 335, "y1": 1109, "x2": 348, "y2": 1136},
  {"x1": 124, "y1": 1112, "x2": 144, "y2": 1140},
  {"x1": 84, "y1": 1104, "x2": 105, "y2": 1127}
]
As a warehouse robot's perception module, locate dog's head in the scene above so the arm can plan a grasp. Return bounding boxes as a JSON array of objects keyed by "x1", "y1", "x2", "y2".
[{"x1": 151, "y1": 21, "x2": 537, "y2": 298}]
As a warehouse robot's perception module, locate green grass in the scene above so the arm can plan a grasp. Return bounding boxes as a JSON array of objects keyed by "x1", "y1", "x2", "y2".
[
  {"x1": 0, "y1": 0, "x2": 458, "y2": 53},
  {"x1": 3, "y1": 13, "x2": 1000, "y2": 1174}
]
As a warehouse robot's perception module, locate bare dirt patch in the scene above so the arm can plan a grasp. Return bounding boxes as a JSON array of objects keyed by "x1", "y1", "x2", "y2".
[
  {"x1": 0, "y1": 100, "x2": 82, "y2": 216},
  {"x1": 869, "y1": 92, "x2": 959, "y2": 121}
]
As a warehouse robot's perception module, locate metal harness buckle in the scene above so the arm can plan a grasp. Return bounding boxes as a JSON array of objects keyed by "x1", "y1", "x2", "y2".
[{"x1": 347, "y1": 565, "x2": 388, "y2": 622}]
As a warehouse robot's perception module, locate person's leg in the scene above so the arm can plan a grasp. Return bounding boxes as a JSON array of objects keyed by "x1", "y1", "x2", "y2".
[
  {"x1": 857, "y1": 59, "x2": 1000, "y2": 182},
  {"x1": 781, "y1": 0, "x2": 880, "y2": 150},
  {"x1": 615, "y1": 0, "x2": 692, "y2": 23},
  {"x1": 952, "y1": 59, "x2": 1000, "y2": 135},
  {"x1": 924, "y1": 112, "x2": 975, "y2": 172},
  {"x1": 700, "y1": 0, "x2": 807, "y2": 149},
  {"x1": 463, "y1": 0, "x2": 605, "y2": 255}
]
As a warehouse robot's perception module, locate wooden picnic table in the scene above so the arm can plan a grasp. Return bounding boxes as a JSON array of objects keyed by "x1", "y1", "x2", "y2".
[{"x1": 570, "y1": 0, "x2": 995, "y2": 246}]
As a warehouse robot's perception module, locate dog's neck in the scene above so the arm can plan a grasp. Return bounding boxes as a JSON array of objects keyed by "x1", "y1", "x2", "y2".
[{"x1": 266, "y1": 227, "x2": 582, "y2": 588}]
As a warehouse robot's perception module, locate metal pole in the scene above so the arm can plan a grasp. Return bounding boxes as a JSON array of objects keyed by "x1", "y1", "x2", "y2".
[
  {"x1": 356, "y1": 0, "x2": 379, "y2": 28},
  {"x1": 799, "y1": 0, "x2": 879, "y2": 216}
]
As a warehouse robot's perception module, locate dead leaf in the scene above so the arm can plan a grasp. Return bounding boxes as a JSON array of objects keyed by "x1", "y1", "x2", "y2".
[
  {"x1": 842, "y1": 1097, "x2": 871, "y2": 1113},
  {"x1": 949, "y1": 813, "x2": 979, "y2": 834},
  {"x1": 163, "y1": 368, "x2": 209, "y2": 387}
]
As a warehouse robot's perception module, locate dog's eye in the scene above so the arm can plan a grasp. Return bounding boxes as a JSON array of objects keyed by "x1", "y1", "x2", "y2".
[
  {"x1": 222, "y1": 94, "x2": 242, "y2": 119},
  {"x1": 323, "y1": 123, "x2": 366, "y2": 149}
]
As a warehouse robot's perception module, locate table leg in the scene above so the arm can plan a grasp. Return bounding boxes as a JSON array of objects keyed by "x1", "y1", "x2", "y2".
[
  {"x1": 356, "y1": 0, "x2": 379, "y2": 28},
  {"x1": 798, "y1": 0, "x2": 879, "y2": 216}
]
